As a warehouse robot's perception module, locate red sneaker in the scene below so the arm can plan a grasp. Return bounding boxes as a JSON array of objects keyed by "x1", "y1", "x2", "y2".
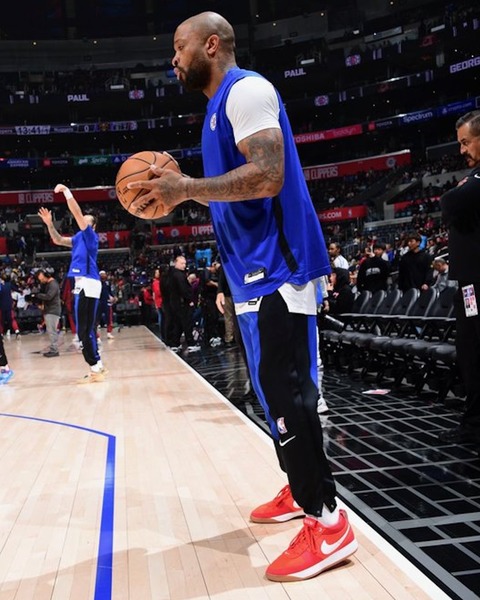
[
  {"x1": 250, "y1": 484, "x2": 304, "y2": 523},
  {"x1": 265, "y1": 510, "x2": 357, "y2": 581}
]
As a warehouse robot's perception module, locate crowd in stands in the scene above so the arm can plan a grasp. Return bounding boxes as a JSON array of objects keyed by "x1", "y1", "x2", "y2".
[
  {"x1": 0, "y1": 237, "x2": 227, "y2": 363},
  {"x1": 0, "y1": 169, "x2": 456, "y2": 356},
  {"x1": 0, "y1": 1, "x2": 476, "y2": 109},
  {"x1": 309, "y1": 169, "x2": 386, "y2": 211},
  {"x1": 0, "y1": 82, "x2": 470, "y2": 348},
  {"x1": 0, "y1": 151, "x2": 462, "y2": 307}
]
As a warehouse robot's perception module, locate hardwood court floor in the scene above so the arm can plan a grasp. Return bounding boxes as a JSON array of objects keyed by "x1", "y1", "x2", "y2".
[
  {"x1": 0, "y1": 327, "x2": 448, "y2": 600},
  {"x1": 182, "y1": 341, "x2": 480, "y2": 600}
]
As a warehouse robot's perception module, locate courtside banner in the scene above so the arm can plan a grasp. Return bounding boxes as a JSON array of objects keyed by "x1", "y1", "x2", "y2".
[
  {"x1": 155, "y1": 225, "x2": 215, "y2": 239},
  {"x1": 303, "y1": 150, "x2": 411, "y2": 181},
  {"x1": 318, "y1": 206, "x2": 367, "y2": 222},
  {"x1": 0, "y1": 187, "x2": 117, "y2": 205},
  {"x1": 294, "y1": 124, "x2": 363, "y2": 144}
]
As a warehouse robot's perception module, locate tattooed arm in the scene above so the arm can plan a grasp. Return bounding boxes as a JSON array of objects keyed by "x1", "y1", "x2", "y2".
[
  {"x1": 187, "y1": 128, "x2": 284, "y2": 202},
  {"x1": 128, "y1": 127, "x2": 284, "y2": 215}
]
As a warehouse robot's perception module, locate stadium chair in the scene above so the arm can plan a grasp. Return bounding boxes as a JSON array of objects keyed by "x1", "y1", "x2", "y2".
[
  {"x1": 403, "y1": 287, "x2": 459, "y2": 400},
  {"x1": 17, "y1": 307, "x2": 44, "y2": 333},
  {"x1": 398, "y1": 286, "x2": 457, "y2": 388},
  {"x1": 364, "y1": 287, "x2": 438, "y2": 383},
  {"x1": 346, "y1": 287, "x2": 419, "y2": 380},
  {"x1": 332, "y1": 288, "x2": 403, "y2": 371},
  {"x1": 319, "y1": 289, "x2": 375, "y2": 369}
]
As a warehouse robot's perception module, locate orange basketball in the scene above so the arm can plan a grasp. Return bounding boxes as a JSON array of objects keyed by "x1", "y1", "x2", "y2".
[{"x1": 115, "y1": 150, "x2": 181, "y2": 220}]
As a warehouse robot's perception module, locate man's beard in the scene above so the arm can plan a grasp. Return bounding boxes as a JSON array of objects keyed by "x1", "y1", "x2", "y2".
[{"x1": 180, "y1": 56, "x2": 210, "y2": 92}]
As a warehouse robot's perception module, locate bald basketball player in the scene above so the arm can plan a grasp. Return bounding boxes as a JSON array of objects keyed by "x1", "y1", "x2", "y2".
[{"x1": 127, "y1": 12, "x2": 357, "y2": 582}]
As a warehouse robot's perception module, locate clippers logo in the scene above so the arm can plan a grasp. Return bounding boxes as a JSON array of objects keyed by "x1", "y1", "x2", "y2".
[{"x1": 210, "y1": 113, "x2": 217, "y2": 131}]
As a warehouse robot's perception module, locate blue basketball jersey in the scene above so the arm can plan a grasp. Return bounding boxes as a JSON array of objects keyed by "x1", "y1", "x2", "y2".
[
  {"x1": 201, "y1": 67, "x2": 331, "y2": 303},
  {"x1": 67, "y1": 226, "x2": 100, "y2": 280}
]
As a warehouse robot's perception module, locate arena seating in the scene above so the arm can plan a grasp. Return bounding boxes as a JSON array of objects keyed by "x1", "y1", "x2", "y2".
[
  {"x1": 321, "y1": 285, "x2": 459, "y2": 403},
  {"x1": 116, "y1": 303, "x2": 141, "y2": 327},
  {"x1": 16, "y1": 307, "x2": 43, "y2": 333}
]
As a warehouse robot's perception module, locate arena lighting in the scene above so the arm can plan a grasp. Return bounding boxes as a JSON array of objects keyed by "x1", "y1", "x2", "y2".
[{"x1": 365, "y1": 25, "x2": 402, "y2": 43}]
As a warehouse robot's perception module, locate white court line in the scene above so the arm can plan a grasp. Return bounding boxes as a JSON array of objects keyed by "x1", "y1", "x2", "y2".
[{"x1": 173, "y1": 345, "x2": 452, "y2": 600}]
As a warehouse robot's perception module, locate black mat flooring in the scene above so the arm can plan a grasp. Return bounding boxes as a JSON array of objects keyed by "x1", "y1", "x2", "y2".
[{"x1": 177, "y1": 341, "x2": 480, "y2": 600}]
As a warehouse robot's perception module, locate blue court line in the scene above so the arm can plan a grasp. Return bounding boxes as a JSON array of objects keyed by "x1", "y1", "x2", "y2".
[{"x1": 0, "y1": 413, "x2": 116, "y2": 600}]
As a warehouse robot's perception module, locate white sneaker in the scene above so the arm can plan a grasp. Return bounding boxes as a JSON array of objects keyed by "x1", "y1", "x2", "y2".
[
  {"x1": 187, "y1": 345, "x2": 201, "y2": 352},
  {"x1": 317, "y1": 396, "x2": 329, "y2": 414},
  {"x1": 107, "y1": 332, "x2": 115, "y2": 339}
]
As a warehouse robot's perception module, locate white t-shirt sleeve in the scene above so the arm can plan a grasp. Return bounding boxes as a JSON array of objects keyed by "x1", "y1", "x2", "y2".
[{"x1": 225, "y1": 76, "x2": 281, "y2": 146}]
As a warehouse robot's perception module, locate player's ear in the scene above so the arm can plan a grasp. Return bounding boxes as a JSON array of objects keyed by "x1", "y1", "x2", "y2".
[{"x1": 206, "y1": 34, "x2": 220, "y2": 57}]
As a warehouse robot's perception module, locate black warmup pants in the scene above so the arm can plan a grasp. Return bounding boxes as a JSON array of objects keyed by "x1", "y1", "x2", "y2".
[
  {"x1": 236, "y1": 290, "x2": 337, "y2": 516},
  {"x1": 74, "y1": 290, "x2": 100, "y2": 367},
  {"x1": 455, "y1": 284, "x2": 480, "y2": 434}
]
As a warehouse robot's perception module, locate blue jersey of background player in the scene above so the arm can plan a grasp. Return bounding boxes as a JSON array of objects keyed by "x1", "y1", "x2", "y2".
[{"x1": 39, "y1": 184, "x2": 106, "y2": 383}]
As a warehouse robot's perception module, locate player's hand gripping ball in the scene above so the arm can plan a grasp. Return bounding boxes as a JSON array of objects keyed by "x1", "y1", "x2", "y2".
[{"x1": 115, "y1": 150, "x2": 181, "y2": 219}]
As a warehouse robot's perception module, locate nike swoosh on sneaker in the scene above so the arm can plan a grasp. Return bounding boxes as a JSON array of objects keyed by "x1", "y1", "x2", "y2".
[
  {"x1": 320, "y1": 525, "x2": 351, "y2": 555},
  {"x1": 279, "y1": 435, "x2": 297, "y2": 447},
  {"x1": 475, "y1": 173, "x2": 480, "y2": 179}
]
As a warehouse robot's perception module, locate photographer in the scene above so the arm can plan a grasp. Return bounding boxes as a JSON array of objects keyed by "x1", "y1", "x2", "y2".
[{"x1": 33, "y1": 268, "x2": 61, "y2": 357}]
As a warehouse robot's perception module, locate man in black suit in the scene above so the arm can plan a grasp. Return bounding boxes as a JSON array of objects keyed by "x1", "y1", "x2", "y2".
[{"x1": 438, "y1": 110, "x2": 480, "y2": 450}]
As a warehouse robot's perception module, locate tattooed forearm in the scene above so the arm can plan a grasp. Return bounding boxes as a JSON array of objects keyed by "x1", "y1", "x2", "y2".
[
  {"x1": 243, "y1": 130, "x2": 284, "y2": 187},
  {"x1": 186, "y1": 128, "x2": 284, "y2": 203}
]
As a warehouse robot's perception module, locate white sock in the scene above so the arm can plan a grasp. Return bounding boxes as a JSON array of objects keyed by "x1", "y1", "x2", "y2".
[{"x1": 317, "y1": 504, "x2": 340, "y2": 527}]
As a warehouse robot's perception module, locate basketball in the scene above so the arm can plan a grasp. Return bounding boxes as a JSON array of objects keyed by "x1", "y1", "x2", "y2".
[{"x1": 115, "y1": 150, "x2": 181, "y2": 219}]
